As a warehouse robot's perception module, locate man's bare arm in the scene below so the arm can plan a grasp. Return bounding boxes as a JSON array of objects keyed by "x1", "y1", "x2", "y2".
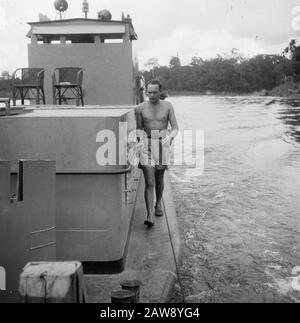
[
  {"x1": 168, "y1": 104, "x2": 179, "y2": 143},
  {"x1": 135, "y1": 106, "x2": 144, "y2": 142}
]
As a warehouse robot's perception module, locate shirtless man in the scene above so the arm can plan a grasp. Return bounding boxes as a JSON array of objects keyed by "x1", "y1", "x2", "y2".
[{"x1": 135, "y1": 80, "x2": 179, "y2": 227}]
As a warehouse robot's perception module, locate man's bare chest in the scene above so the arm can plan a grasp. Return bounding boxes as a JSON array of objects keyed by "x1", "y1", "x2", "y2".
[{"x1": 142, "y1": 108, "x2": 169, "y2": 123}]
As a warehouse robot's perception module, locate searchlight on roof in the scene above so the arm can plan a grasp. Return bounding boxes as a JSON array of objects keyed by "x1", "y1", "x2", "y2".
[{"x1": 54, "y1": 0, "x2": 69, "y2": 20}]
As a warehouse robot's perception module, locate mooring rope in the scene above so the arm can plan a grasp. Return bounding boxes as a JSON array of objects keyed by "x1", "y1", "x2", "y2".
[{"x1": 163, "y1": 192, "x2": 186, "y2": 303}]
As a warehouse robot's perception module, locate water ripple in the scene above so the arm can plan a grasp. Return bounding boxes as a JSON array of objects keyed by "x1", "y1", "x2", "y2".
[{"x1": 170, "y1": 96, "x2": 300, "y2": 303}]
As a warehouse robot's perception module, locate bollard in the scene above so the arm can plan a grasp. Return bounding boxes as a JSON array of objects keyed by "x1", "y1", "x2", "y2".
[
  {"x1": 110, "y1": 290, "x2": 135, "y2": 303},
  {"x1": 120, "y1": 280, "x2": 142, "y2": 303},
  {"x1": 19, "y1": 262, "x2": 86, "y2": 303}
]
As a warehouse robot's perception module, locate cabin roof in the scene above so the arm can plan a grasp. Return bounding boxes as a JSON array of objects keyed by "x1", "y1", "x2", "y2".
[{"x1": 27, "y1": 18, "x2": 138, "y2": 40}]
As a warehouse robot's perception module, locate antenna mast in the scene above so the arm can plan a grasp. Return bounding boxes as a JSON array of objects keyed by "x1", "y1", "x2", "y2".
[{"x1": 82, "y1": 0, "x2": 89, "y2": 19}]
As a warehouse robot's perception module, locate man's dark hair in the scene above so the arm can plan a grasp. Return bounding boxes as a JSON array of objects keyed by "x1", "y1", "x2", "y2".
[{"x1": 146, "y1": 80, "x2": 163, "y2": 92}]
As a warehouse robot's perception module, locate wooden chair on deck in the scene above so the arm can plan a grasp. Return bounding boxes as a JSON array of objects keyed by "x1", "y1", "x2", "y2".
[
  {"x1": 52, "y1": 67, "x2": 84, "y2": 107},
  {"x1": 12, "y1": 68, "x2": 46, "y2": 106}
]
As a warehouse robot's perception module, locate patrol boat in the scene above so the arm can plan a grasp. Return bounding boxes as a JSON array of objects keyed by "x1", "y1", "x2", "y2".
[{"x1": 0, "y1": 1, "x2": 181, "y2": 303}]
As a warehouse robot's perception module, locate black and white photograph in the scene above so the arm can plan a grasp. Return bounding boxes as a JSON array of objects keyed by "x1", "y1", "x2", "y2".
[{"x1": 0, "y1": 0, "x2": 299, "y2": 308}]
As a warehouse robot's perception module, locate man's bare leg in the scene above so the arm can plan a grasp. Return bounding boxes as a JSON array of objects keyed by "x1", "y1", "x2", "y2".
[
  {"x1": 142, "y1": 166, "x2": 156, "y2": 225},
  {"x1": 155, "y1": 169, "x2": 166, "y2": 216}
]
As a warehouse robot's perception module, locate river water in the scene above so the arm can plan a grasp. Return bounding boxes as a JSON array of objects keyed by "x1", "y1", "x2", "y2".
[{"x1": 168, "y1": 96, "x2": 300, "y2": 303}]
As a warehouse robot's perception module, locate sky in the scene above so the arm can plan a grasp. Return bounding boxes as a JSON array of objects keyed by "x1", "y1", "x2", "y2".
[{"x1": 0, "y1": 0, "x2": 300, "y2": 73}]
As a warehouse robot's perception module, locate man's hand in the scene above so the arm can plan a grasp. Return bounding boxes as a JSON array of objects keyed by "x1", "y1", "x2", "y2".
[
  {"x1": 162, "y1": 129, "x2": 178, "y2": 146},
  {"x1": 162, "y1": 136, "x2": 175, "y2": 146},
  {"x1": 134, "y1": 140, "x2": 144, "y2": 152}
]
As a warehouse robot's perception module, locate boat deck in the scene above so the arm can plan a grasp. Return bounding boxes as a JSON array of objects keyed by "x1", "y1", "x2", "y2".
[{"x1": 84, "y1": 173, "x2": 181, "y2": 303}]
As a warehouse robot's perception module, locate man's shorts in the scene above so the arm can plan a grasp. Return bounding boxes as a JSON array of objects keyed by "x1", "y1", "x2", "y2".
[{"x1": 138, "y1": 138, "x2": 170, "y2": 170}]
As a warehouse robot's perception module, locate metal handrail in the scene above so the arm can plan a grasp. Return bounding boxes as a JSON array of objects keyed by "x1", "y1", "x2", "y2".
[
  {"x1": 56, "y1": 164, "x2": 133, "y2": 175},
  {"x1": 12, "y1": 165, "x2": 134, "y2": 177}
]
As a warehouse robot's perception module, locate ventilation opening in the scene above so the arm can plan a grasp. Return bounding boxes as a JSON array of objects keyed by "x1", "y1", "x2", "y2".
[
  {"x1": 10, "y1": 161, "x2": 24, "y2": 203},
  {"x1": 18, "y1": 161, "x2": 24, "y2": 202},
  {"x1": 105, "y1": 39, "x2": 123, "y2": 43}
]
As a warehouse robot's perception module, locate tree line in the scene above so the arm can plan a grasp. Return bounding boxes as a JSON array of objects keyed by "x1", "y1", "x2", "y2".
[
  {"x1": 142, "y1": 41, "x2": 300, "y2": 94},
  {"x1": 1, "y1": 40, "x2": 300, "y2": 96}
]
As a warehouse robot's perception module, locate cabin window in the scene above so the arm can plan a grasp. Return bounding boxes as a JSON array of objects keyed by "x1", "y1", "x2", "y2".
[
  {"x1": 70, "y1": 35, "x2": 94, "y2": 43},
  {"x1": 36, "y1": 34, "x2": 126, "y2": 44}
]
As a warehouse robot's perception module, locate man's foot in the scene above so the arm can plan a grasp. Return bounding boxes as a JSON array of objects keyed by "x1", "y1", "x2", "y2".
[
  {"x1": 155, "y1": 204, "x2": 164, "y2": 217},
  {"x1": 144, "y1": 218, "x2": 155, "y2": 228}
]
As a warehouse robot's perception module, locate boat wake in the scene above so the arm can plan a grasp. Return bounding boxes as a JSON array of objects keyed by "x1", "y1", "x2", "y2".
[{"x1": 265, "y1": 266, "x2": 300, "y2": 302}]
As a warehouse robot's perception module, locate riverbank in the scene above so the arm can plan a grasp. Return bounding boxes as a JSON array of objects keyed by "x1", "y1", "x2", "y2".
[
  {"x1": 166, "y1": 90, "x2": 283, "y2": 98},
  {"x1": 167, "y1": 90, "x2": 255, "y2": 97},
  {"x1": 267, "y1": 77, "x2": 300, "y2": 97},
  {"x1": 265, "y1": 97, "x2": 300, "y2": 107},
  {"x1": 166, "y1": 90, "x2": 300, "y2": 107},
  {"x1": 165, "y1": 78, "x2": 300, "y2": 99}
]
